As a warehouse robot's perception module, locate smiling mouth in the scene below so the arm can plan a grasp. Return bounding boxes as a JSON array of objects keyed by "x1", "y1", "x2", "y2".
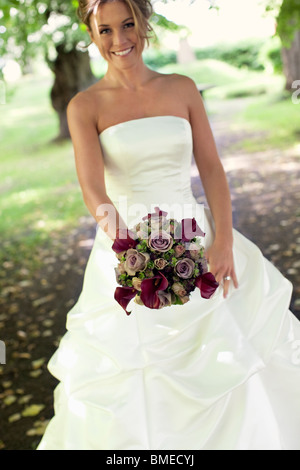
[{"x1": 112, "y1": 46, "x2": 134, "y2": 57}]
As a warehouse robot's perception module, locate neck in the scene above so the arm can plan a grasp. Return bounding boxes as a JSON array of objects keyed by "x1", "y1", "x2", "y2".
[{"x1": 104, "y1": 59, "x2": 154, "y2": 90}]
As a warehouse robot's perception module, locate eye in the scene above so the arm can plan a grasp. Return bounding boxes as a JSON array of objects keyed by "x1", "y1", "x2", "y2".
[
  {"x1": 99, "y1": 28, "x2": 111, "y2": 35},
  {"x1": 124, "y1": 22, "x2": 135, "y2": 29}
]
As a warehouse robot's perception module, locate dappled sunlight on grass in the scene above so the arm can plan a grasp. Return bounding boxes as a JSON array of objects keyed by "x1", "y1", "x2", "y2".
[
  {"x1": 1, "y1": 178, "x2": 85, "y2": 241},
  {"x1": 229, "y1": 92, "x2": 300, "y2": 152},
  {"x1": 0, "y1": 72, "x2": 89, "y2": 261},
  {"x1": 4, "y1": 105, "x2": 52, "y2": 123},
  {"x1": 1, "y1": 75, "x2": 58, "y2": 154}
]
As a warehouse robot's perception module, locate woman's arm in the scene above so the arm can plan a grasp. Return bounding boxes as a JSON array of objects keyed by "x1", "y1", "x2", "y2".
[
  {"x1": 183, "y1": 76, "x2": 238, "y2": 297},
  {"x1": 67, "y1": 92, "x2": 127, "y2": 241}
]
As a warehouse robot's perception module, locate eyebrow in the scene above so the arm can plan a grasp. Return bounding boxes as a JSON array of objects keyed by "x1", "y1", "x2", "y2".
[{"x1": 98, "y1": 17, "x2": 134, "y2": 27}]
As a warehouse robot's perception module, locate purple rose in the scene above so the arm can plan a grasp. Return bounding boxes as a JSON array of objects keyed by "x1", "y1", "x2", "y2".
[
  {"x1": 148, "y1": 230, "x2": 173, "y2": 252},
  {"x1": 124, "y1": 249, "x2": 150, "y2": 276},
  {"x1": 175, "y1": 258, "x2": 195, "y2": 279}
]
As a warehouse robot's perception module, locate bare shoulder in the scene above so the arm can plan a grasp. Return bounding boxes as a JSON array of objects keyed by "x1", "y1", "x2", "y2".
[
  {"x1": 158, "y1": 72, "x2": 198, "y2": 94},
  {"x1": 67, "y1": 88, "x2": 97, "y2": 123}
]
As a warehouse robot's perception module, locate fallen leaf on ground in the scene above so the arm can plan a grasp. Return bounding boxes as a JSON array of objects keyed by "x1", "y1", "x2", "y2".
[{"x1": 22, "y1": 404, "x2": 45, "y2": 417}]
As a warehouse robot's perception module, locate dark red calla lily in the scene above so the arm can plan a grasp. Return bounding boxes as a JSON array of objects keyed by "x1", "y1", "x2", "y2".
[
  {"x1": 112, "y1": 228, "x2": 138, "y2": 254},
  {"x1": 180, "y1": 218, "x2": 205, "y2": 241},
  {"x1": 114, "y1": 286, "x2": 138, "y2": 315},
  {"x1": 140, "y1": 272, "x2": 169, "y2": 309},
  {"x1": 195, "y1": 272, "x2": 219, "y2": 299}
]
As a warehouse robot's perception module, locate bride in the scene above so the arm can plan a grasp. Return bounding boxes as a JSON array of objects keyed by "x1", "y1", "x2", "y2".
[{"x1": 37, "y1": 0, "x2": 300, "y2": 450}]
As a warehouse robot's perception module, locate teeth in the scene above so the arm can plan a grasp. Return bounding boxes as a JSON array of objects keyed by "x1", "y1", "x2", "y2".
[{"x1": 114, "y1": 48, "x2": 132, "y2": 56}]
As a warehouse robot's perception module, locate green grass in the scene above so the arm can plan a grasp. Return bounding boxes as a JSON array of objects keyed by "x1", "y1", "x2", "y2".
[
  {"x1": 232, "y1": 91, "x2": 300, "y2": 152},
  {"x1": 0, "y1": 73, "x2": 88, "y2": 268}
]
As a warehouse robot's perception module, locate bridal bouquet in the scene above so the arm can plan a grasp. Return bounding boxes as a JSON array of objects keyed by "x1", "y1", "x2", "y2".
[{"x1": 112, "y1": 207, "x2": 219, "y2": 315}]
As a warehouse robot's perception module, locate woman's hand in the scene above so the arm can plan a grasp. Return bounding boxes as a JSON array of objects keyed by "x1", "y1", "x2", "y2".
[{"x1": 205, "y1": 239, "x2": 238, "y2": 298}]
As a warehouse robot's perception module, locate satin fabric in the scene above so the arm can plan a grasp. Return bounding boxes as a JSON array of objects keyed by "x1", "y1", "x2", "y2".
[{"x1": 37, "y1": 116, "x2": 300, "y2": 450}]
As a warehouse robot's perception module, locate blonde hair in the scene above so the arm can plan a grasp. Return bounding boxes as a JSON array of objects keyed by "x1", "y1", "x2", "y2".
[{"x1": 77, "y1": 0, "x2": 154, "y2": 46}]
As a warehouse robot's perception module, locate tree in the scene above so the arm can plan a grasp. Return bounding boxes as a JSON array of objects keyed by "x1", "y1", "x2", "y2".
[
  {"x1": 0, "y1": 0, "x2": 96, "y2": 140},
  {"x1": 276, "y1": 0, "x2": 300, "y2": 91},
  {"x1": 263, "y1": 0, "x2": 300, "y2": 91},
  {"x1": 0, "y1": 0, "x2": 183, "y2": 139}
]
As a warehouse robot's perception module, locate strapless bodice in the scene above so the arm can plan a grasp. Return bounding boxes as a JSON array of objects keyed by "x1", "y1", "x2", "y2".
[{"x1": 99, "y1": 116, "x2": 195, "y2": 206}]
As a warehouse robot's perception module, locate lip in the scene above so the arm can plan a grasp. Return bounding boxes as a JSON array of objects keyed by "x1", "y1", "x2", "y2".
[{"x1": 112, "y1": 46, "x2": 134, "y2": 57}]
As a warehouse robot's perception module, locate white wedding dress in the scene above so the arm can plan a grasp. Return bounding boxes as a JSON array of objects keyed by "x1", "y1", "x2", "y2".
[{"x1": 37, "y1": 116, "x2": 300, "y2": 450}]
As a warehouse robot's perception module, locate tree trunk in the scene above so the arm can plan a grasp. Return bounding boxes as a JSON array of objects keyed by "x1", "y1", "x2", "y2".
[
  {"x1": 280, "y1": 29, "x2": 300, "y2": 91},
  {"x1": 49, "y1": 45, "x2": 97, "y2": 140}
]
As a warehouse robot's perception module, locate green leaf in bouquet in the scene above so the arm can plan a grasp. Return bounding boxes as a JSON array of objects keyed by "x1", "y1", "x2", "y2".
[
  {"x1": 171, "y1": 257, "x2": 178, "y2": 266},
  {"x1": 147, "y1": 260, "x2": 155, "y2": 269},
  {"x1": 136, "y1": 240, "x2": 148, "y2": 252},
  {"x1": 144, "y1": 269, "x2": 154, "y2": 278},
  {"x1": 173, "y1": 294, "x2": 183, "y2": 305}
]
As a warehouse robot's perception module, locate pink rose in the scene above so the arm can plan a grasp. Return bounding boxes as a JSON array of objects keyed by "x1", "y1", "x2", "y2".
[
  {"x1": 132, "y1": 277, "x2": 143, "y2": 291},
  {"x1": 172, "y1": 282, "x2": 187, "y2": 297},
  {"x1": 154, "y1": 258, "x2": 168, "y2": 270},
  {"x1": 148, "y1": 230, "x2": 173, "y2": 252},
  {"x1": 174, "y1": 244, "x2": 186, "y2": 258},
  {"x1": 124, "y1": 249, "x2": 150, "y2": 276},
  {"x1": 157, "y1": 291, "x2": 172, "y2": 308},
  {"x1": 187, "y1": 242, "x2": 203, "y2": 260}
]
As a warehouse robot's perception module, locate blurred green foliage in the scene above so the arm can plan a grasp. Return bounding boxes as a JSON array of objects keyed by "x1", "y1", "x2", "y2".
[
  {"x1": 194, "y1": 38, "x2": 282, "y2": 73},
  {"x1": 272, "y1": 0, "x2": 300, "y2": 46},
  {"x1": 143, "y1": 49, "x2": 177, "y2": 69},
  {"x1": 0, "y1": 0, "x2": 85, "y2": 70}
]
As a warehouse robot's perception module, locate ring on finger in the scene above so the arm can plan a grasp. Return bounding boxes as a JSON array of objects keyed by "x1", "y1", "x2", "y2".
[{"x1": 223, "y1": 276, "x2": 231, "y2": 281}]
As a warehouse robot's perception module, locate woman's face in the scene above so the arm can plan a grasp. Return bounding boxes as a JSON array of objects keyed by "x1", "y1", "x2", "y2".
[{"x1": 89, "y1": 1, "x2": 144, "y2": 69}]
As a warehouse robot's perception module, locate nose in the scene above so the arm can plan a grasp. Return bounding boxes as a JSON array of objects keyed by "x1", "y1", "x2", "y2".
[{"x1": 112, "y1": 28, "x2": 128, "y2": 48}]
